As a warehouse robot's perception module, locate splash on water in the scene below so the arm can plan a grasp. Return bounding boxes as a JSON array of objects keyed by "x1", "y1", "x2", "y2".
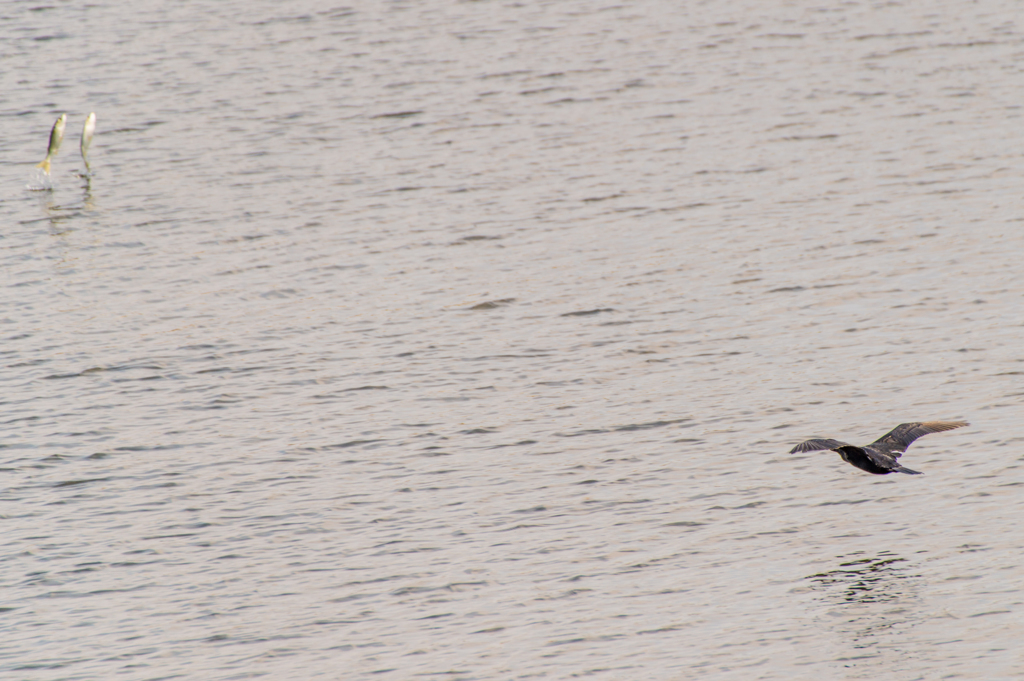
[{"x1": 26, "y1": 167, "x2": 57, "y2": 191}]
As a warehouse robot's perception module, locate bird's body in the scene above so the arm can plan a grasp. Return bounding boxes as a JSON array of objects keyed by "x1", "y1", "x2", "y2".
[
  {"x1": 36, "y1": 113, "x2": 67, "y2": 176},
  {"x1": 790, "y1": 421, "x2": 968, "y2": 475}
]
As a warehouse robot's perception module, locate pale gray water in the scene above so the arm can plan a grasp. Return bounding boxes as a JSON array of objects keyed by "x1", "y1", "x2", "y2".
[{"x1": 2, "y1": 1, "x2": 1023, "y2": 679}]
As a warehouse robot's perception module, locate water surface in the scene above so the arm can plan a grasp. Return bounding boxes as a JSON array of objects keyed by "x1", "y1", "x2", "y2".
[{"x1": 2, "y1": 1, "x2": 1023, "y2": 679}]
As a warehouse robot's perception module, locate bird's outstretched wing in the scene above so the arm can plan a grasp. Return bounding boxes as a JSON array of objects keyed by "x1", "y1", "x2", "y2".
[
  {"x1": 790, "y1": 438, "x2": 851, "y2": 454},
  {"x1": 869, "y1": 421, "x2": 968, "y2": 456}
]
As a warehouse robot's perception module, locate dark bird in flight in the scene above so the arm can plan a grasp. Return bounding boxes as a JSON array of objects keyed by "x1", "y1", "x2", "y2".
[{"x1": 790, "y1": 421, "x2": 968, "y2": 475}]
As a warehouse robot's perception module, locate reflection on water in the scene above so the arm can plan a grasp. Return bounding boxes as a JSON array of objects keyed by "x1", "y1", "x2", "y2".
[
  {"x1": 806, "y1": 551, "x2": 923, "y2": 673},
  {"x1": 807, "y1": 551, "x2": 916, "y2": 605},
  {"x1": 33, "y1": 173, "x2": 96, "y2": 232},
  {"x1": 79, "y1": 174, "x2": 94, "y2": 212}
]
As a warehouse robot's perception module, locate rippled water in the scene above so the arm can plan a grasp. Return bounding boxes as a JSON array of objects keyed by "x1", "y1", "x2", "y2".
[{"x1": 3, "y1": 1, "x2": 1023, "y2": 679}]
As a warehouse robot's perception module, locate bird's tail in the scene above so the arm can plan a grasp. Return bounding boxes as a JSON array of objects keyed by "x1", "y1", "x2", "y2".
[
  {"x1": 895, "y1": 465, "x2": 922, "y2": 475},
  {"x1": 36, "y1": 156, "x2": 52, "y2": 175}
]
